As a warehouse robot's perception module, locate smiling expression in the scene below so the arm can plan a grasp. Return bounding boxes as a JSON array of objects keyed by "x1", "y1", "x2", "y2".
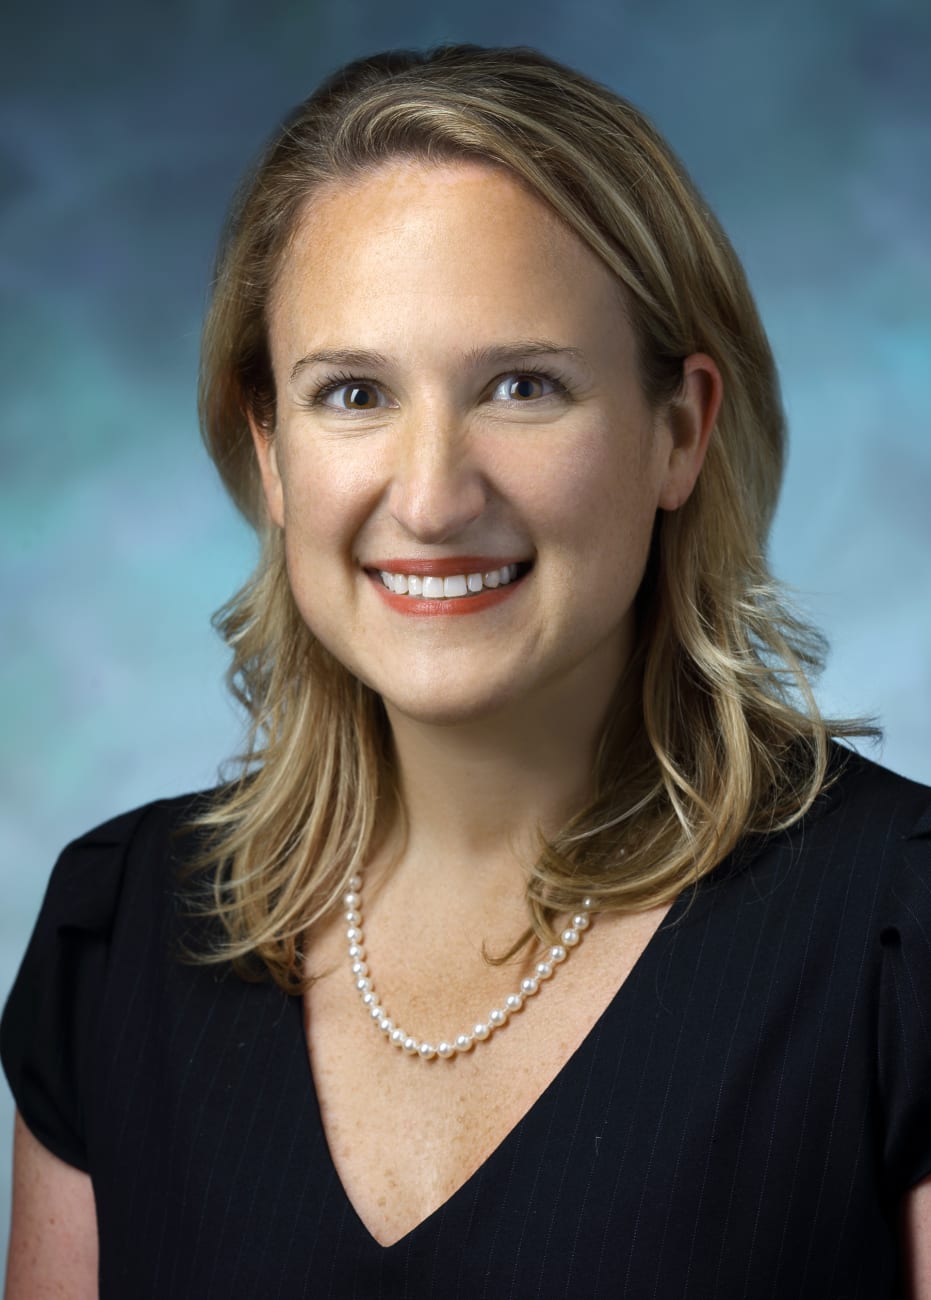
[{"x1": 252, "y1": 159, "x2": 706, "y2": 729}]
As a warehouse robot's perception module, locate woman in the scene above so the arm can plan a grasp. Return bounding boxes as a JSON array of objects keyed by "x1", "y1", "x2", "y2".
[{"x1": 3, "y1": 43, "x2": 929, "y2": 1298}]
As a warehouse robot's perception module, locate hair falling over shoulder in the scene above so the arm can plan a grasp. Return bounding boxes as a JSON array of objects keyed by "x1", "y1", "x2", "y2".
[{"x1": 179, "y1": 43, "x2": 877, "y2": 994}]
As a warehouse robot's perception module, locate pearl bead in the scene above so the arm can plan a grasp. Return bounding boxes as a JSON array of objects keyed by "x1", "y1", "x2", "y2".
[{"x1": 344, "y1": 868, "x2": 593, "y2": 1061}]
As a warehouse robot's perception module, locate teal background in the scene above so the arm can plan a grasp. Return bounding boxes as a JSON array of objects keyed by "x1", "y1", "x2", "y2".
[{"x1": 2, "y1": 0, "x2": 929, "y2": 1264}]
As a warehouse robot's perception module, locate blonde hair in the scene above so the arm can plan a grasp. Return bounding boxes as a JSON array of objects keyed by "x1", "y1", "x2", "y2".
[{"x1": 185, "y1": 44, "x2": 874, "y2": 992}]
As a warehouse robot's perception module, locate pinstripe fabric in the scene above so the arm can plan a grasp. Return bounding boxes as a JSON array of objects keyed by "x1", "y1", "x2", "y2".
[{"x1": 2, "y1": 745, "x2": 930, "y2": 1298}]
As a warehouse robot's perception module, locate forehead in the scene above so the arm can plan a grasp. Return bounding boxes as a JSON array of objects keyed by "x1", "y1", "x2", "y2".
[
  {"x1": 268, "y1": 159, "x2": 632, "y2": 357},
  {"x1": 282, "y1": 157, "x2": 572, "y2": 268}
]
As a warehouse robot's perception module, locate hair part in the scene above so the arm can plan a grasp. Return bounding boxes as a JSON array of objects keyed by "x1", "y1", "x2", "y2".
[{"x1": 183, "y1": 43, "x2": 877, "y2": 993}]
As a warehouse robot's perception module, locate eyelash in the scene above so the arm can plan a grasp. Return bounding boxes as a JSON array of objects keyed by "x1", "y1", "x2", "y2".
[{"x1": 301, "y1": 365, "x2": 572, "y2": 412}]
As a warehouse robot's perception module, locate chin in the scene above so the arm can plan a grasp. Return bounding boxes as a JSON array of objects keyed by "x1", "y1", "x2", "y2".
[{"x1": 378, "y1": 682, "x2": 523, "y2": 730}]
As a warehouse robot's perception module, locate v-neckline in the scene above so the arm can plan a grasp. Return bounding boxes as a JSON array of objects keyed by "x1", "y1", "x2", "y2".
[{"x1": 294, "y1": 884, "x2": 700, "y2": 1251}]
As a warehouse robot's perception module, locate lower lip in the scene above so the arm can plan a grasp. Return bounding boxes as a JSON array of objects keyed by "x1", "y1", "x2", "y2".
[{"x1": 367, "y1": 570, "x2": 530, "y2": 616}]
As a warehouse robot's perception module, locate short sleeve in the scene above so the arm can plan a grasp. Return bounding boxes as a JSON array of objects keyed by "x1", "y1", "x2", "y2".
[
  {"x1": 0, "y1": 810, "x2": 141, "y2": 1172},
  {"x1": 877, "y1": 797, "x2": 931, "y2": 1195}
]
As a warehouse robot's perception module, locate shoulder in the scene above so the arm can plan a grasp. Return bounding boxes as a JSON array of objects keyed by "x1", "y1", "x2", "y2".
[
  {"x1": 60, "y1": 786, "x2": 221, "y2": 857},
  {"x1": 24, "y1": 787, "x2": 227, "y2": 944},
  {"x1": 769, "y1": 741, "x2": 931, "y2": 872},
  {"x1": 828, "y1": 749, "x2": 931, "y2": 1195},
  {"x1": 824, "y1": 741, "x2": 931, "y2": 828},
  {"x1": 813, "y1": 743, "x2": 931, "y2": 899},
  {"x1": 0, "y1": 786, "x2": 225, "y2": 1171},
  {"x1": 698, "y1": 742, "x2": 931, "y2": 925},
  {"x1": 55, "y1": 786, "x2": 224, "y2": 881}
]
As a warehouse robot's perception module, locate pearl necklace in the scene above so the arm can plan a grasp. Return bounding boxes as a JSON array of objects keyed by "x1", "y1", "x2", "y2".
[{"x1": 343, "y1": 874, "x2": 594, "y2": 1061}]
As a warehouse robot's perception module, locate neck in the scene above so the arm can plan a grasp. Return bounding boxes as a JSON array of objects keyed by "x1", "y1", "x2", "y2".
[{"x1": 375, "y1": 670, "x2": 624, "y2": 910}]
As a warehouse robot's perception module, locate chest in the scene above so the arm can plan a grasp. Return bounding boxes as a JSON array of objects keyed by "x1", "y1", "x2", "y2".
[
  {"x1": 90, "y1": 863, "x2": 897, "y2": 1297},
  {"x1": 303, "y1": 904, "x2": 674, "y2": 1247}
]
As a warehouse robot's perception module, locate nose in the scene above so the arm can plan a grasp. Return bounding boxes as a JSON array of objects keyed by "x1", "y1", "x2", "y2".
[{"x1": 387, "y1": 411, "x2": 488, "y2": 543}]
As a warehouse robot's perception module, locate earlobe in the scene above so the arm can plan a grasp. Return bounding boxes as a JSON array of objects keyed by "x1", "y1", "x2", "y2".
[
  {"x1": 657, "y1": 352, "x2": 723, "y2": 512},
  {"x1": 248, "y1": 412, "x2": 286, "y2": 528}
]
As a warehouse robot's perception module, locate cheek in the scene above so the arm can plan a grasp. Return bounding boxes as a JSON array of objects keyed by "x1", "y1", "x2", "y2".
[
  {"x1": 277, "y1": 440, "x2": 376, "y2": 547},
  {"x1": 276, "y1": 471, "x2": 367, "y2": 667},
  {"x1": 274, "y1": 446, "x2": 379, "y2": 643},
  {"x1": 531, "y1": 425, "x2": 658, "y2": 571}
]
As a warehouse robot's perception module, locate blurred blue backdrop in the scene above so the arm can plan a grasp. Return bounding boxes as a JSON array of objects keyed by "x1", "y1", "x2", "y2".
[{"x1": 2, "y1": 0, "x2": 929, "y2": 1261}]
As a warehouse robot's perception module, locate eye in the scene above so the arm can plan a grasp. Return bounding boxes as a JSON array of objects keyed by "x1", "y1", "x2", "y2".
[
  {"x1": 304, "y1": 366, "x2": 569, "y2": 414},
  {"x1": 491, "y1": 370, "x2": 565, "y2": 402},
  {"x1": 311, "y1": 375, "x2": 389, "y2": 411}
]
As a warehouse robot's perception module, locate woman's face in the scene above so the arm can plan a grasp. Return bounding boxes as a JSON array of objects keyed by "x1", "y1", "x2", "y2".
[{"x1": 254, "y1": 159, "x2": 711, "y2": 731}]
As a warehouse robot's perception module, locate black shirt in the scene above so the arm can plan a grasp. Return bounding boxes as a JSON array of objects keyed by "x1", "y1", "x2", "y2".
[{"x1": 3, "y1": 744, "x2": 931, "y2": 1298}]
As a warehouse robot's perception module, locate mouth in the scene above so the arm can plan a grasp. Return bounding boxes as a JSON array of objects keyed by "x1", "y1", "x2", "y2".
[
  {"x1": 366, "y1": 560, "x2": 533, "y2": 600},
  {"x1": 363, "y1": 558, "x2": 534, "y2": 614}
]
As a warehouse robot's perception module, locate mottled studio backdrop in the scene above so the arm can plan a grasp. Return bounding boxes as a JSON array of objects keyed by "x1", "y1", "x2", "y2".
[{"x1": 1, "y1": 0, "x2": 929, "y2": 1260}]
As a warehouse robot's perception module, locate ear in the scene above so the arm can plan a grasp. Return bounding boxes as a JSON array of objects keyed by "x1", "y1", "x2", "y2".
[
  {"x1": 656, "y1": 353, "x2": 723, "y2": 511},
  {"x1": 248, "y1": 411, "x2": 285, "y2": 528}
]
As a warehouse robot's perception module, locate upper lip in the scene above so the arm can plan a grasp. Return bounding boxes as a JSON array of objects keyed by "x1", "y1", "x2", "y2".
[{"x1": 365, "y1": 556, "x2": 531, "y2": 577}]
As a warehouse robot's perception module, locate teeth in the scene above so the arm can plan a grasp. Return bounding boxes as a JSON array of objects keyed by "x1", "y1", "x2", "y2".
[{"x1": 377, "y1": 564, "x2": 525, "y2": 598}]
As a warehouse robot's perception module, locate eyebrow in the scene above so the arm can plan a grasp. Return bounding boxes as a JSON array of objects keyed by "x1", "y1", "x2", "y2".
[{"x1": 288, "y1": 339, "x2": 591, "y2": 384}]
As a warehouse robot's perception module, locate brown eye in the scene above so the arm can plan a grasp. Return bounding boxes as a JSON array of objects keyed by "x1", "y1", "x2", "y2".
[
  {"x1": 342, "y1": 384, "x2": 378, "y2": 409},
  {"x1": 492, "y1": 372, "x2": 562, "y2": 402},
  {"x1": 312, "y1": 378, "x2": 389, "y2": 412}
]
